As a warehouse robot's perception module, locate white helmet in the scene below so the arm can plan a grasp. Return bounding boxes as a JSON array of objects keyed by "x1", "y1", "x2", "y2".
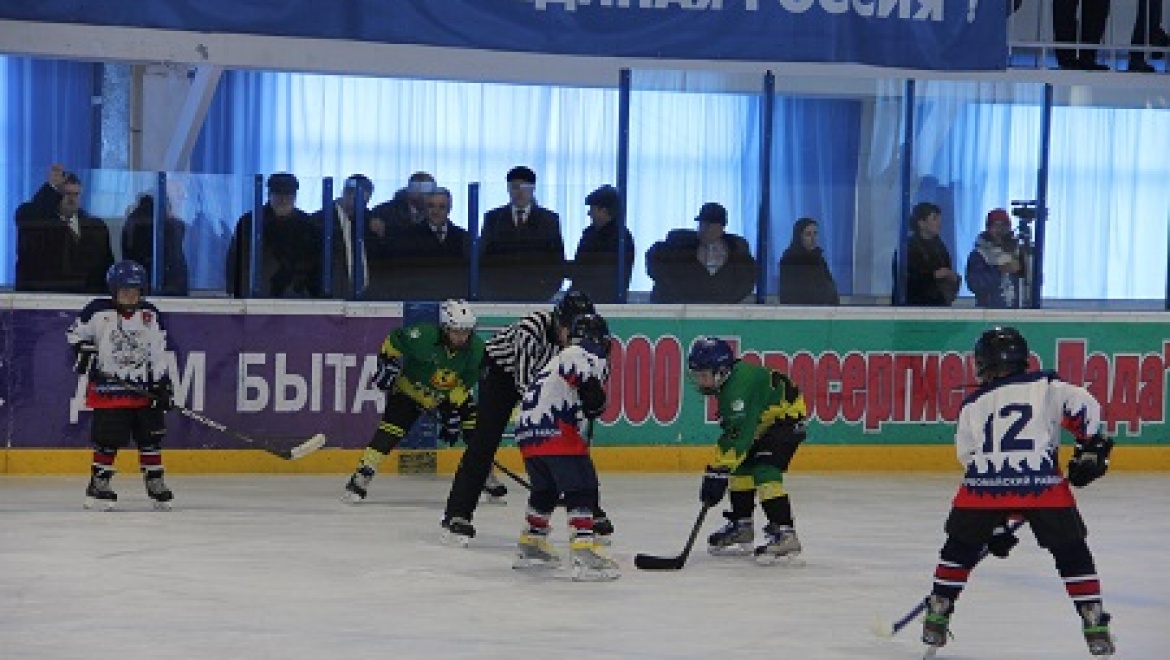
[{"x1": 439, "y1": 299, "x2": 476, "y2": 331}]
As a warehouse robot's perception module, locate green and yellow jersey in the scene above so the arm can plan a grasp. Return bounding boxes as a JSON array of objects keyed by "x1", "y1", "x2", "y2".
[
  {"x1": 710, "y1": 361, "x2": 807, "y2": 471},
  {"x1": 380, "y1": 323, "x2": 485, "y2": 409}
]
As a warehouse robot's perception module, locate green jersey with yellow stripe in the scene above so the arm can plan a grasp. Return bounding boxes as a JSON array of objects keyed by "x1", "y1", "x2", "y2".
[
  {"x1": 380, "y1": 323, "x2": 485, "y2": 409},
  {"x1": 711, "y1": 361, "x2": 807, "y2": 471}
]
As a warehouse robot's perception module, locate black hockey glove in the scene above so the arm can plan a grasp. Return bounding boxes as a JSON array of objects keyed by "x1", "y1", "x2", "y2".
[
  {"x1": 150, "y1": 380, "x2": 174, "y2": 412},
  {"x1": 371, "y1": 354, "x2": 402, "y2": 391},
  {"x1": 72, "y1": 341, "x2": 97, "y2": 375},
  {"x1": 986, "y1": 525, "x2": 1019, "y2": 559},
  {"x1": 699, "y1": 466, "x2": 730, "y2": 506},
  {"x1": 1067, "y1": 434, "x2": 1113, "y2": 488},
  {"x1": 436, "y1": 401, "x2": 462, "y2": 445},
  {"x1": 579, "y1": 376, "x2": 607, "y2": 420}
]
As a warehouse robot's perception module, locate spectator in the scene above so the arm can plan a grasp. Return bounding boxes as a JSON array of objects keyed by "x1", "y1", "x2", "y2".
[
  {"x1": 225, "y1": 172, "x2": 320, "y2": 298},
  {"x1": 312, "y1": 174, "x2": 380, "y2": 299},
  {"x1": 777, "y1": 217, "x2": 839, "y2": 306},
  {"x1": 14, "y1": 164, "x2": 114, "y2": 294},
  {"x1": 965, "y1": 208, "x2": 1023, "y2": 309},
  {"x1": 905, "y1": 202, "x2": 961, "y2": 307},
  {"x1": 478, "y1": 166, "x2": 566, "y2": 302},
  {"x1": 1128, "y1": 0, "x2": 1169, "y2": 73},
  {"x1": 1053, "y1": 0, "x2": 1111, "y2": 71},
  {"x1": 122, "y1": 193, "x2": 190, "y2": 297},
  {"x1": 384, "y1": 187, "x2": 471, "y2": 301},
  {"x1": 372, "y1": 171, "x2": 435, "y2": 231},
  {"x1": 569, "y1": 185, "x2": 635, "y2": 304},
  {"x1": 646, "y1": 202, "x2": 756, "y2": 304}
]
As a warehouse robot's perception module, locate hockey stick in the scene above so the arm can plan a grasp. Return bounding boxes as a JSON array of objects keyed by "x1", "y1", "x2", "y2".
[
  {"x1": 107, "y1": 375, "x2": 326, "y2": 460},
  {"x1": 492, "y1": 459, "x2": 532, "y2": 490},
  {"x1": 634, "y1": 503, "x2": 711, "y2": 571},
  {"x1": 873, "y1": 518, "x2": 1028, "y2": 637}
]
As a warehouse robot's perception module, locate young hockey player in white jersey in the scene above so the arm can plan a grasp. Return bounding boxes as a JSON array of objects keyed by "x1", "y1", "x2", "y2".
[
  {"x1": 921, "y1": 326, "x2": 1115, "y2": 658},
  {"x1": 512, "y1": 314, "x2": 618, "y2": 581},
  {"x1": 66, "y1": 260, "x2": 176, "y2": 511}
]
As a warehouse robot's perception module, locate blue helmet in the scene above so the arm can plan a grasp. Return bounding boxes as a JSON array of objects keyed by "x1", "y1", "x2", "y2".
[
  {"x1": 687, "y1": 337, "x2": 735, "y2": 394},
  {"x1": 106, "y1": 260, "x2": 148, "y2": 294}
]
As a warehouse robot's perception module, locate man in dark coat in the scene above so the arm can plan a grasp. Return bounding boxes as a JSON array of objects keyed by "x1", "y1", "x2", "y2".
[
  {"x1": 478, "y1": 166, "x2": 566, "y2": 302},
  {"x1": 569, "y1": 185, "x2": 634, "y2": 304},
  {"x1": 646, "y1": 202, "x2": 756, "y2": 304},
  {"x1": 384, "y1": 187, "x2": 471, "y2": 301},
  {"x1": 15, "y1": 165, "x2": 114, "y2": 294},
  {"x1": 122, "y1": 193, "x2": 190, "y2": 297},
  {"x1": 225, "y1": 172, "x2": 321, "y2": 298},
  {"x1": 905, "y1": 202, "x2": 961, "y2": 306}
]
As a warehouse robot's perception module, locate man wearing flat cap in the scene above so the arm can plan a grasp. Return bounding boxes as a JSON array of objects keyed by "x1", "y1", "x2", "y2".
[
  {"x1": 568, "y1": 184, "x2": 635, "y2": 303},
  {"x1": 478, "y1": 166, "x2": 566, "y2": 302},
  {"x1": 226, "y1": 172, "x2": 322, "y2": 298},
  {"x1": 646, "y1": 201, "x2": 757, "y2": 303}
]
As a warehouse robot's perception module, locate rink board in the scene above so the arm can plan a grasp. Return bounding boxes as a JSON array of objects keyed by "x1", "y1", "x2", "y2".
[{"x1": 3, "y1": 295, "x2": 1170, "y2": 473}]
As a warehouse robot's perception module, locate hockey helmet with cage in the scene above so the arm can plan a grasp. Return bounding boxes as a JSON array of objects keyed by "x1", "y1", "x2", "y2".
[
  {"x1": 106, "y1": 260, "x2": 148, "y2": 295},
  {"x1": 973, "y1": 326, "x2": 1029, "y2": 382},
  {"x1": 554, "y1": 290, "x2": 595, "y2": 329},
  {"x1": 568, "y1": 313, "x2": 611, "y2": 358},
  {"x1": 687, "y1": 336, "x2": 735, "y2": 395},
  {"x1": 439, "y1": 299, "x2": 476, "y2": 331}
]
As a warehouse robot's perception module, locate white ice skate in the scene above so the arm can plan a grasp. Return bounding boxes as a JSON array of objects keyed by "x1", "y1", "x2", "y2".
[
  {"x1": 144, "y1": 473, "x2": 174, "y2": 511},
  {"x1": 570, "y1": 539, "x2": 620, "y2": 582},
  {"x1": 753, "y1": 524, "x2": 803, "y2": 566},
  {"x1": 513, "y1": 531, "x2": 562, "y2": 570},
  {"x1": 342, "y1": 467, "x2": 374, "y2": 504},
  {"x1": 707, "y1": 517, "x2": 753, "y2": 556},
  {"x1": 84, "y1": 472, "x2": 117, "y2": 511}
]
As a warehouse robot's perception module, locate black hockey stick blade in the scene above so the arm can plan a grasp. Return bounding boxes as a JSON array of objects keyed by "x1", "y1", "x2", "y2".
[{"x1": 635, "y1": 504, "x2": 710, "y2": 571}]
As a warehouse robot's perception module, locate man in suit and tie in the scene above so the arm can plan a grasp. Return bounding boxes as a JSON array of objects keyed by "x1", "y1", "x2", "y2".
[
  {"x1": 478, "y1": 166, "x2": 566, "y2": 302},
  {"x1": 394, "y1": 187, "x2": 471, "y2": 300}
]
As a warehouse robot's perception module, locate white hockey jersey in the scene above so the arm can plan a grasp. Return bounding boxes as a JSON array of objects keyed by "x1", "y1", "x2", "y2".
[
  {"x1": 65, "y1": 298, "x2": 170, "y2": 409},
  {"x1": 514, "y1": 343, "x2": 608, "y2": 458},
  {"x1": 953, "y1": 370, "x2": 1102, "y2": 509}
]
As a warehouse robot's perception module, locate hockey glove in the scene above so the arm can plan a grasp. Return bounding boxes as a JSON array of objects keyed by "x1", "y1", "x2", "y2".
[
  {"x1": 699, "y1": 466, "x2": 731, "y2": 506},
  {"x1": 436, "y1": 401, "x2": 462, "y2": 445},
  {"x1": 371, "y1": 354, "x2": 403, "y2": 391},
  {"x1": 579, "y1": 376, "x2": 607, "y2": 420},
  {"x1": 1067, "y1": 434, "x2": 1113, "y2": 488},
  {"x1": 150, "y1": 380, "x2": 174, "y2": 412},
  {"x1": 72, "y1": 341, "x2": 97, "y2": 375},
  {"x1": 986, "y1": 525, "x2": 1019, "y2": 559}
]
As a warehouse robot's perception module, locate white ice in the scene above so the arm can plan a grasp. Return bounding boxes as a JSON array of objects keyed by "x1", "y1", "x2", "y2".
[{"x1": 1, "y1": 473, "x2": 1166, "y2": 660}]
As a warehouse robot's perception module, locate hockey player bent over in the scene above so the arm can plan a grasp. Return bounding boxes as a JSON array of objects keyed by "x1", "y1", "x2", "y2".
[
  {"x1": 687, "y1": 337, "x2": 808, "y2": 565},
  {"x1": 66, "y1": 260, "x2": 176, "y2": 511},
  {"x1": 920, "y1": 326, "x2": 1115, "y2": 658},
  {"x1": 512, "y1": 314, "x2": 617, "y2": 581},
  {"x1": 343, "y1": 300, "x2": 504, "y2": 503}
]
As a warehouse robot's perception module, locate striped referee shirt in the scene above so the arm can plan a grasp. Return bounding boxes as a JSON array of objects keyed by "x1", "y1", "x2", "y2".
[{"x1": 485, "y1": 310, "x2": 559, "y2": 394}]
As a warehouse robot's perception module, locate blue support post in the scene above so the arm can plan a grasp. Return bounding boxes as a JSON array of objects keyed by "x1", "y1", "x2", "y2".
[
  {"x1": 756, "y1": 71, "x2": 776, "y2": 305},
  {"x1": 468, "y1": 182, "x2": 481, "y2": 301},
  {"x1": 248, "y1": 174, "x2": 264, "y2": 298},
  {"x1": 151, "y1": 171, "x2": 166, "y2": 292},
  {"x1": 320, "y1": 177, "x2": 334, "y2": 298},
  {"x1": 895, "y1": 80, "x2": 917, "y2": 307},
  {"x1": 1030, "y1": 84, "x2": 1054, "y2": 309},
  {"x1": 616, "y1": 68, "x2": 631, "y2": 304},
  {"x1": 352, "y1": 181, "x2": 367, "y2": 300}
]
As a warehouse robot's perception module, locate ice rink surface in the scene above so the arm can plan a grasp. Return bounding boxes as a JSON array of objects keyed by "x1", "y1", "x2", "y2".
[{"x1": 1, "y1": 472, "x2": 1166, "y2": 660}]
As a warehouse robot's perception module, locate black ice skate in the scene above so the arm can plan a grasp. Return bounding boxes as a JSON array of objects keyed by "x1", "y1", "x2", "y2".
[
  {"x1": 342, "y1": 466, "x2": 375, "y2": 504},
  {"x1": 753, "y1": 523, "x2": 802, "y2": 565},
  {"x1": 440, "y1": 516, "x2": 476, "y2": 547},
  {"x1": 84, "y1": 470, "x2": 117, "y2": 511},
  {"x1": 143, "y1": 471, "x2": 174, "y2": 511},
  {"x1": 593, "y1": 515, "x2": 615, "y2": 546},
  {"x1": 921, "y1": 595, "x2": 953, "y2": 658},
  {"x1": 707, "y1": 513, "x2": 753, "y2": 556},
  {"x1": 481, "y1": 470, "x2": 507, "y2": 504},
  {"x1": 1079, "y1": 603, "x2": 1115, "y2": 657}
]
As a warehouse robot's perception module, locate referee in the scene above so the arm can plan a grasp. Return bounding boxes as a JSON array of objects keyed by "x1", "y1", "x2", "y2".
[{"x1": 441, "y1": 291, "x2": 608, "y2": 545}]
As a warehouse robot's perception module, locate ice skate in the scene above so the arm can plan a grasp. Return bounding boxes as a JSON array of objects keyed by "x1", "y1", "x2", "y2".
[
  {"x1": 143, "y1": 471, "x2": 174, "y2": 511},
  {"x1": 593, "y1": 515, "x2": 614, "y2": 546},
  {"x1": 1079, "y1": 603, "x2": 1115, "y2": 658},
  {"x1": 707, "y1": 514, "x2": 753, "y2": 556},
  {"x1": 440, "y1": 516, "x2": 476, "y2": 547},
  {"x1": 570, "y1": 538, "x2": 620, "y2": 582},
  {"x1": 342, "y1": 466, "x2": 374, "y2": 504},
  {"x1": 513, "y1": 531, "x2": 562, "y2": 569},
  {"x1": 753, "y1": 523, "x2": 802, "y2": 566},
  {"x1": 84, "y1": 471, "x2": 117, "y2": 511},
  {"x1": 481, "y1": 470, "x2": 507, "y2": 505},
  {"x1": 921, "y1": 595, "x2": 952, "y2": 659}
]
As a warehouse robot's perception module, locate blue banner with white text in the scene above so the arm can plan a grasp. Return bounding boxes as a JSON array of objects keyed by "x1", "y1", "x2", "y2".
[{"x1": 1, "y1": 0, "x2": 1007, "y2": 71}]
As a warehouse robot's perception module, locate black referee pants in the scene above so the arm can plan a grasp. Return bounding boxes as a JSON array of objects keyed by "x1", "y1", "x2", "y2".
[{"x1": 444, "y1": 361, "x2": 519, "y2": 522}]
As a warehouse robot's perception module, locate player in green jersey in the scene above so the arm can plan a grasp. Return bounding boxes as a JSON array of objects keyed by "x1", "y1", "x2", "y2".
[
  {"x1": 343, "y1": 300, "x2": 498, "y2": 503},
  {"x1": 688, "y1": 336, "x2": 809, "y2": 564}
]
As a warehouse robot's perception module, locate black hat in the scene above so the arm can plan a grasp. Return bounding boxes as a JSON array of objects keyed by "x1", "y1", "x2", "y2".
[
  {"x1": 585, "y1": 185, "x2": 622, "y2": 216},
  {"x1": 695, "y1": 202, "x2": 727, "y2": 226},
  {"x1": 506, "y1": 166, "x2": 537, "y2": 184},
  {"x1": 267, "y1": 172, "x2": 299, "y2": 194}
]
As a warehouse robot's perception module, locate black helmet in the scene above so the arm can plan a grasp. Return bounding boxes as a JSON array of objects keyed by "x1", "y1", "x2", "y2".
[
  {"x1": 554, "y1": 290, "x2": 595, "y2": 329},
  {"x1": 973, "y1": 326, "x2": 1029, "y2": 381},
  {"x1": 568, "y1": 313, "x2": 611, "y2": 357}
]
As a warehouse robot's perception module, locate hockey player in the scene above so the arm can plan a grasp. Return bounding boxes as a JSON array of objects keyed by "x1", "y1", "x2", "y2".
[
  {"x1": 687, "y1": 336, "x2": 808, "y2": 564},
  {"x1": 920, "y1": 326, "x2": 1115, "y2": 658},
  {"x1": 66, "y1": 260, "x2": 175, "y2": 511},
  {"x1": 441, "y1": 290, "x2": 614, "y2": 545},
  {"x1": 512, "y1": 314, "x2": 618, "y2": 581},
  {"x1": 343, "y1": 300, "x2": 504, "y2": 503}
]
